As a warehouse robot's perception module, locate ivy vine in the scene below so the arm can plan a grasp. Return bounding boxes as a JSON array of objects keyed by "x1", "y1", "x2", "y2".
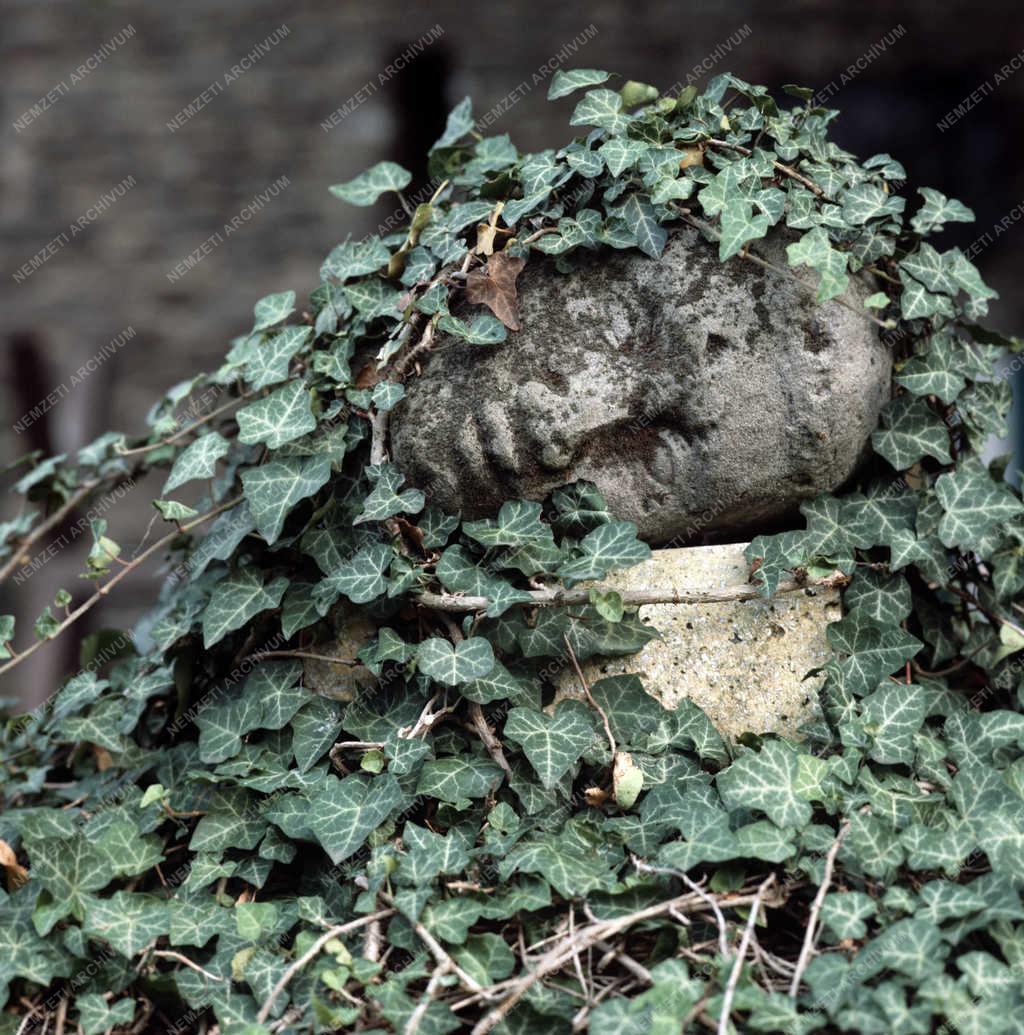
[{"x1": 2, "y1": 68, "x2": 1024, "y2": 1035}]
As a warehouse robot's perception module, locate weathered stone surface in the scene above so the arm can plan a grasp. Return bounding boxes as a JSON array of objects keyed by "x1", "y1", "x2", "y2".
[
  {"x1": 302, "y1": 606, "x2": 378, "y2": 702},
  {"x1": 392, "y1": 227, "x2": 890, "y2": 544},
  {"x1": 553, "y1": 543, "x2": 841, "y2": 738}
]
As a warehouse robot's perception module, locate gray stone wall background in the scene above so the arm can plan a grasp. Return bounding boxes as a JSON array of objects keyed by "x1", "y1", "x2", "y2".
[{"x1": 2, "y1": 0, "x2": 1023, "y2": 704}]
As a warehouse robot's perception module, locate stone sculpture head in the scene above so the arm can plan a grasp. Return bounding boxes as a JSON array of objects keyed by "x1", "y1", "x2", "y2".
[{"x1": 391, "y1": 227, "x2": 891, "y2": 544}]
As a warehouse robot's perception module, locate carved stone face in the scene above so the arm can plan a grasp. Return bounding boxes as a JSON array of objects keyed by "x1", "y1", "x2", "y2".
[{"x1": 391, "y1": 227, "x2": 891, "y2": 544}]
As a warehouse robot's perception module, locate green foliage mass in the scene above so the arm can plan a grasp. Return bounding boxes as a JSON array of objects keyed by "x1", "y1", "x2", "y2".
[{"x1": 2, "y1": 69, "x2": 1024, "y2": 1034}]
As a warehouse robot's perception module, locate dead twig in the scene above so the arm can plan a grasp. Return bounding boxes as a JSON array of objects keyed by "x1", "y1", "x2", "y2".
[
  {"x1": 718, "y1": 874, "x2": 775, "y2": 1035},
  {"x1": 256, "y1": 910, "x2": 394, "y2": 1023},
  {"x1": 416, "y1": 571, "x2": 847, "y2": 614},
  {"x1": 788, "y1": 821, "x2": 850, "y2": 996}
]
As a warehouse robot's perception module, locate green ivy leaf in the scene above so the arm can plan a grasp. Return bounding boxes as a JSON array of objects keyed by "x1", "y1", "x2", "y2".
[
  {"x1": 329, "y1": 161, "x2": 412, "y2": 206},
  {"x1": 252, "y1": 291, "x2": 295, "y2": 332},
  {"x1": 504, "y1": 701, "x2": 598, "y2": 788},
  {"x1": 307, "y1": 773, "x2": 405, "y2": 864},
  {"x1": 244, "y1": 326, "x2": 313, "y2": 390},
  {"x1": 320, "y1": 543, "x2": 391, "y2": 605},
  {"x1": 164, "y1": 432, "x2": 231, "y2": 493},
  {"x1": 241, "y1": 455, "x2": 332, "y2": 544},
  {"x1": 911, "y1": 187, "x2": 974, "y2": 235},
  {"x1": 354, "y1": 464, "x2": 425, "y2": 524},
  {"x1": 237, "y1": 381, "x2": 317, "y2": 449},
  {"x1": 785, "y1": 227, "x2": 849, "y2": 302},
  {"x1": 547, "y1": 68, "x2": 611, "y2": 100},
  {"x1": 570, "y1": 89, "x2": 628, "y2": 134},
  {"x1": 718, "y1": 741, "x2": 813, "y2": 828},
  {"x1": 202, "y1": 567, "x2": 289, "y2": 648},
  {"x1": 557, "y1": 520, "x2": 651, "y2": 586},
  {"x1": 719, "y1": 198, "x2": 770, "y2": 261},
  {"x1": 81, "y1": 891, "x2": 169, "y2": 956},
  {"x1": 935, "y1": 460, "x2": 1024, "y2": 550},
  {"x1": 417, "y1": 637, "x2": 495, "y2": 686}
]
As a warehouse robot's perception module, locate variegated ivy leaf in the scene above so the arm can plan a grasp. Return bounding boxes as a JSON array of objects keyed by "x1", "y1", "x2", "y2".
[
  {"x1": 826, "y1": 610, "x2": 922, "y2": 693},
  {"x1": 820, "y1": 891, "x2": 877, "y2": 941},
  {"x1": 935, "y1": 460, "x2": 1024, "y2": 550},
  {"x1": 462, "y1": 499, "x2": 551, "y2": 548},
  {"x1": 152, "y1": 499, "x2": 198, "y2": 522},
  {"x1": 417, "y1": 636, "x2": 495, "y2": 686},
  {"x1": 252, "y1": 291, "x2": 295, "y2": 332},
  {"x1": 307, "y1": 772, "x2": 405, "y2": 864},
  {"x1": 244, "y1": 326, "x2": 313, "y2": 390},
  {"x1": 435, "y1": 545, "x2": 534, "y2": 617},
  {"x1": 718, "y1": 197, "x2": 770, "y2": 261},
  {"x1": 598, "y1": 137, "x2": 646, "y2": 177},
  {"x1": 240, "y1": 456, "x2": 332, "y2": 546},
  {"x1": 899, "y1": 270, "x2": 956, "y2": 321},
  {"x1": 437, "y1": 313, "x2": 508, "y2": 345},
  {"x1": 371, "y1": 381, "x2": 405, "y2": 412},
  {"x1": 617, "y1": 194, "x2": 666, "y2": 258},
  {"x1": 785, "y1": 226, "x2": 849, "y2": 302},
  {"x1": 860, "y1": 682, "x2": 928, "y2": 764},
  {"x1": 504, "y1": 700, "x2": 598, "y2": 788},
  {"x1": 329, "y1": 161, "x2": 411, "y2": 206},
  {"x1": 547, "y1": 68, "x2": 611, "y2": 100},
  {"x1": 201, "y1": 567, "x2": 289, "y2": 648},
  {"x1": 163, "y1": 432, "x2": 231, "y2": 493},
  {"x1": 320, "y1": 236, "x2": 391, "y2": 282},
  {"x1": 840, "y1": 182, "x2": 904, "y2": 225},
  {"x1": 717, "y1": 740, "x2": 813, "y2": 828},
  {"x1": 399, "y1": 822, "x2": 471, "y2": 885},
  {"x1": 354, "y1": 463, "x2": 425, "y2": 524},
  {"x1": 342, "y1": 277, "x2": 403, "y2": 321},
  {"x1": 570, "y1": 89, "x2": 629, "y2": 134},
  {"x1": 81, "y1": 892, "x2": 170, "y2": 957},
  {"x1": 432, "y1": 95, "x2": 473, "y2": 150},
  {"x1": 871, "y1": 396, "x2": 952, "y2": 469},
  {"x1": 320, "y1": 542, "x2": 391, "y2": 605},
  {"x1": 557, "y1": 519, "x2": 651, "y2": 586},
  {"x1": 910, "y1": 187, "x2": 974, "y2": 236},
  {"x1": 236, "y1": 381, "x2": 317, "y2": 449}
]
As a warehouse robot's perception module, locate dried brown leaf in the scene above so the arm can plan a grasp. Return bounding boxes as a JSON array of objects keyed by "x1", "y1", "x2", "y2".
[{"x1": 464, "y1": 251, "x2": 526, "y2": 331}]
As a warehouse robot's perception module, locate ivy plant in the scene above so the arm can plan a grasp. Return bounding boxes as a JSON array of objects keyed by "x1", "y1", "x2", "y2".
[{"x1": 2, "y1": 69, "x2": 1024, "y2": 1035}]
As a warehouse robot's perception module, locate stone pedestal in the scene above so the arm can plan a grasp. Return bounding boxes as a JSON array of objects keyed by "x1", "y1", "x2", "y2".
[{"x1": 554, "y1": 543, "x2": 841, "y2": 738}]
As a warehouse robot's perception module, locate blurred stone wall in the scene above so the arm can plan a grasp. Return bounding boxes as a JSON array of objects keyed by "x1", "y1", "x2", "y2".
[{"x1": 2, "y1": 0, "x2": 1023, "y2": 704}]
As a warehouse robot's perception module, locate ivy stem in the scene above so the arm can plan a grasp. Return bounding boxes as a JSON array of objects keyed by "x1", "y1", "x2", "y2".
[
  {"x1": 0, "y1": 479, "x2": 99, "y2": 586},
  {"x1": 0, "y1": 497, "x2": 241, "y2": 678},
  {"x1": 705, "y1": 138, "x2": 826, "y2": 198},
  {"x1": 416, "y1": 570, "x2": 848, "y2": 614},
  {"x1": 114, "y1": 389, "x2": 256, "y2": 457}
]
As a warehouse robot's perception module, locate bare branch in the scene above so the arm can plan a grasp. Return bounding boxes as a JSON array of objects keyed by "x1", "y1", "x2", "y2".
[{"x1": 417, "y1": 571, "x2": 847, "y2": 614}]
